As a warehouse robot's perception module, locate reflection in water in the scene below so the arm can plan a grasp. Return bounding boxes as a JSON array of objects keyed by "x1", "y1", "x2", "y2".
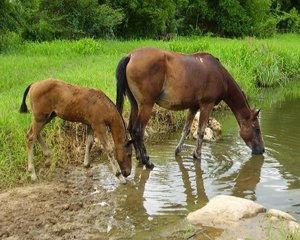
[
  {"x1": 108, "y1": 97, "x2": 300, "y2": 238},
  {"x1": 232, "y1": 155, "x2": 264, "y2": 201},
  {"x1": 174, "y1": 155, "x2": 208, "y2": 211}
]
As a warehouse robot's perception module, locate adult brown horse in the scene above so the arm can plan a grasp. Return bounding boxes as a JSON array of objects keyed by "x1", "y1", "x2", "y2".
[{"x1": 116, "y1": 47, "x2": 265, "y2": 168}]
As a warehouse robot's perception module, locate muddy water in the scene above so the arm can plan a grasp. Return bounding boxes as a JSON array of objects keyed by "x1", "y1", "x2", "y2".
[{"x1": 98, "y1": 97, "x2": 300, "y2": 239}]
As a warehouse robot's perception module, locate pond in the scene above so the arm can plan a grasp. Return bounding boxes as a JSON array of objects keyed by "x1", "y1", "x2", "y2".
[{"x1": 98, "y1": 96, "x2": 300, "y2": 239}]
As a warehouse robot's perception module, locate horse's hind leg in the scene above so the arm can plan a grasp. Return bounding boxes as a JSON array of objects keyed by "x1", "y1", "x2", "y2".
[
  {"x1": 132, "y1": 104, "x2": 155, "y2": 169},
  {"x1": 26, "y1": 120, "x2": 45, "y2": 181},
  {"x1": 175, "y1": 108, "x2": 198, "y2": 155},
  {"x1": 193, "y1": 103, "x2": 214, "y2": 159},
  {"x1": 83, "y1": 125, "x2": 94, "y2": 168},
  {"x1": 128, "y1": 104, "x2": 142, "y2": 162}
]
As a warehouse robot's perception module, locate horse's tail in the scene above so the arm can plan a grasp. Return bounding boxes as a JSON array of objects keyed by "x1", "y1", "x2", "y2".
[
  {"x1": 19, "y1": 84, "x2": 31, "y2": 113},
  {"x1": 116, "y1": 55, "x2": 131, "y2": 114}
]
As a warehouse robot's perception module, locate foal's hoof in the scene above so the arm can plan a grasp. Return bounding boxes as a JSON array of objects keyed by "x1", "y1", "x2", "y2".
[
  {"x1": 117, "y1": 175, "x2": 127, "y2": 185},
  {"x1": 30, "y1": 174, "x2": 38, "y2": 182},
  {"x1": 45, "y1": 158, "x2": 51, "y2": 168},
  {"x1": 193, "y1": 150, "x2": 201, "y2": 160},
  {"x1": 83, "y1": 162, "x2": 90, "y2": 168}
]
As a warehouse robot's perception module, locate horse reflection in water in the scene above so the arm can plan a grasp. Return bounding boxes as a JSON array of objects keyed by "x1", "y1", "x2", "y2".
[{"x1": 113, "y1": 153, "x2": 264, "y2": 226}]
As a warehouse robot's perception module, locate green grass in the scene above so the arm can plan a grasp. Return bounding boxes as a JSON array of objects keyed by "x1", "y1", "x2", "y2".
[{"x1": 0, "y1": 34, "x2": 299, "y2": 188}]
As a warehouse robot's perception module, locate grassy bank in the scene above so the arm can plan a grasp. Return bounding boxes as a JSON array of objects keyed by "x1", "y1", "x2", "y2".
[{"x1": 0, "y1": 34, "x2": 299, "y2": 188}]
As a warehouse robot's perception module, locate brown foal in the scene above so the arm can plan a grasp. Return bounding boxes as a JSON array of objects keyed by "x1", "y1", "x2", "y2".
[
  {"x1": 116, "y1": 47, "x2": 265, "y2": 168},
  {"x1": 20, "y1": 79, "x2": 133, "y2": 181}
]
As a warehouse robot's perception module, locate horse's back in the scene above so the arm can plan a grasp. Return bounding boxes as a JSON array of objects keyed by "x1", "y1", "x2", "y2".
[
  {"x1": 127, "y1": 47, "x2": 227, "y2": 110},
  {"x1": 29, "y1": 79, "x2": 114, "y2": 124}
]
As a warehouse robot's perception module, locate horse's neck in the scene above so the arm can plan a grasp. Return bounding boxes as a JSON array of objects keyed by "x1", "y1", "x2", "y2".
[{"x1": 224, "y1": 78, "x2": 251, "y2": 126}]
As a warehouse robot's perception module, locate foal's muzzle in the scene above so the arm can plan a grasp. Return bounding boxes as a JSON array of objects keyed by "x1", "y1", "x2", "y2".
[{"x1": 121, "y1": 169, "x2": 131, "y2": 178}]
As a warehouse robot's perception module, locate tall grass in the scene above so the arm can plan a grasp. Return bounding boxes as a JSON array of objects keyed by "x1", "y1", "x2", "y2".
[{"x1": 0, "y1": 34, "x2": 299, "y2": 188}]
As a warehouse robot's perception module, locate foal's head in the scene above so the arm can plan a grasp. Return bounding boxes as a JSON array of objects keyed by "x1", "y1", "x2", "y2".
[
  {"x1": 239, "y1": 109, "x2": 265, "y2": 155},
  {"x1": 117, "y1": 139, "x2": 133, "y2": 177}
]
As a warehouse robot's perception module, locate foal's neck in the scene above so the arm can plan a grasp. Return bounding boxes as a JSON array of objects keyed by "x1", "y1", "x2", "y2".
[
  {"x1": 224, "y1": 78, "x2": 251, "y2": 126},
  {"x1": 109, "y1": 112, "x2": 127, "y2": 149}
]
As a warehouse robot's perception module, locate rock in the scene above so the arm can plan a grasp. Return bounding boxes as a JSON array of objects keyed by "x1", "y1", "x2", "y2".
[
  {"x1": 190, "y1": 112, "x2": 221, "y2": 141},
  {"x1": 187, "y1": 195, "x2": 266, "y2": 229},
  {"x1": 287, "y1": 220, "x2": 300, "y2": 233},
  {"x1": 267, "y1": 209, "x2": 296, "y2": 221}
]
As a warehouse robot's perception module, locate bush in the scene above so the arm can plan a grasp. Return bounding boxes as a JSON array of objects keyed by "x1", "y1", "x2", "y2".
[{"x1": 0, "y1": 31, "x2": 22, "y2": 53}]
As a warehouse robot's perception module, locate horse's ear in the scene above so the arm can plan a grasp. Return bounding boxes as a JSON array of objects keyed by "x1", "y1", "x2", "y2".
[{"x1": 254, "y1": 109, "x2": 261, "y2": 118}]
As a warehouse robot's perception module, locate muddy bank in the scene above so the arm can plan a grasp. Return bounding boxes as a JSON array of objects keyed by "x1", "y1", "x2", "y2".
[
  {"x1": 0, "y1": 165, "x2": 116, "y2": 240},
  {"x1": 0, "y1": 164, "x2": 219, "y2": 240}
]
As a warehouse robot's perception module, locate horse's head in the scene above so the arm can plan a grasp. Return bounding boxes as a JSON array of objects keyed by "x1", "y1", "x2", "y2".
[
  {"x1": 117, "y1": 139, "x2": 133, "y2": 177},
  {"x1": 239, "y1": 109, "x2": 265, "y2": 155}
]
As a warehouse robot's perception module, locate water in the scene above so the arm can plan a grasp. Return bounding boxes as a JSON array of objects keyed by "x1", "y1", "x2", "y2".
[{"x1": 100, "y1": 97, "x2": 300, "y2": 238}]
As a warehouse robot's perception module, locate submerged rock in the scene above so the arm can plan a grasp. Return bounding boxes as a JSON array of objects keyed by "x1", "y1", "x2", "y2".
[
  {"x1": 190, "y1": 112, "x2": 222, "y2": 141},
  {"x1": 187, "y1": 195, "x2": 266, "y2": 228}
]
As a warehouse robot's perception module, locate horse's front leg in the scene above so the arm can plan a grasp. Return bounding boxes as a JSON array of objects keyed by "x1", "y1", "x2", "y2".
[
  {"x1": 193, "y1": 103, "x2": 214, "y2": 159},
  {"x1": 175, "y1": 108, "x2": 198, "y2": 155}
]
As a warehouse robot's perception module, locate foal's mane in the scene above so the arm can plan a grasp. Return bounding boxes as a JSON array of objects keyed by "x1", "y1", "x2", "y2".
[{"x1": 88, "y1": 88, "x2": 127, "y2": 131}]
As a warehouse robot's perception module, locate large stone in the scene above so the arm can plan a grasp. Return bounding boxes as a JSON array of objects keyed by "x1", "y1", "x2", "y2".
[
  {"x1": 267, "y1": 209, "x2": 297, "y2": 221},
  {"x1": 190, "y1": 112, "x2": 222, "y2": 142},
  {"x1": 187, "y1": 195, "x2": 266, "y2": 229}
]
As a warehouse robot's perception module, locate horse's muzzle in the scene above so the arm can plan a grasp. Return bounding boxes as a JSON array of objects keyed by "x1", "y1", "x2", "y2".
[{"x1": 252, "y1": 146, "x2": 265, "y2": 155}]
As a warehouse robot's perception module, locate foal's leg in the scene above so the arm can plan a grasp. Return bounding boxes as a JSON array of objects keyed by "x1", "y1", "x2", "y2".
[
  {"x1": 26, "y1": 120, "x2": 45, "y2": 181},
  {"x1": 37, "y1": 134, "x2": 51, "y2": 167},
  {"x1": 132, "y1": 104, "x2": 155, "y2": 169},
  {"x1": 193, "y1": 103, "x2": 215, "y2": 159},
  {"x1": 83, "y1": 125, "x2": 94, "y2": 168},
  {"x1": 36, "y1": 112, "x2": 56, "y2": 167},
  {"x1": 94, "y1": 125, "x2": 126, "y2": 184},
  {"x1": 175, "y1": 108, "x2": 198, "y2": 155}
]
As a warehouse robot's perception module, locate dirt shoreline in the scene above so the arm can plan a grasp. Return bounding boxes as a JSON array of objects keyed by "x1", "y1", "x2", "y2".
[{"x1": 0, "y1": 165, "x2": 118, "y2": 240}]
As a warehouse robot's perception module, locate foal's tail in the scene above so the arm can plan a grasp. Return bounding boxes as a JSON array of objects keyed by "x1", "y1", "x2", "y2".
[
  {"x1": 19, "y1": 84, "x2": 31, "y2": 113},
  {"x1": 116, "y1": 55, "x2": 131, "y2": 114}
]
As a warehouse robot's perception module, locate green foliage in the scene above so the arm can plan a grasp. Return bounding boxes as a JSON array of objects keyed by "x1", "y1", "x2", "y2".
[
  {"x1": 108, "y1": 0, "x2": 176, "y2": 38},
  {"x1": 0, "y1": 31, "x2": 22, "y2": 52},
  {"x1": 1, "y1": 0, "x2": 300, "y2": 42},
  {"x1": 21, "y1": 0, "x2": 124, "y2": 41}
]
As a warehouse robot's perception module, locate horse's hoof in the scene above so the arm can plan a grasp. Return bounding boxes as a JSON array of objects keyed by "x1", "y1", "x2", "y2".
[
  {"x1": 145, "y1": 161, "x2": 155, "y2": 170},
  {"x1": 175, "y1": 147, "x2": 181, "y2": 156},
  {"x1": 193, "y1": 150, "x2": 201, "y2": 160}
]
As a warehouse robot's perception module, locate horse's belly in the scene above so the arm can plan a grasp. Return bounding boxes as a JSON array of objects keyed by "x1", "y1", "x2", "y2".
[{"x1": 156, "y1": 92, "x2": 197, "y2": 110}]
